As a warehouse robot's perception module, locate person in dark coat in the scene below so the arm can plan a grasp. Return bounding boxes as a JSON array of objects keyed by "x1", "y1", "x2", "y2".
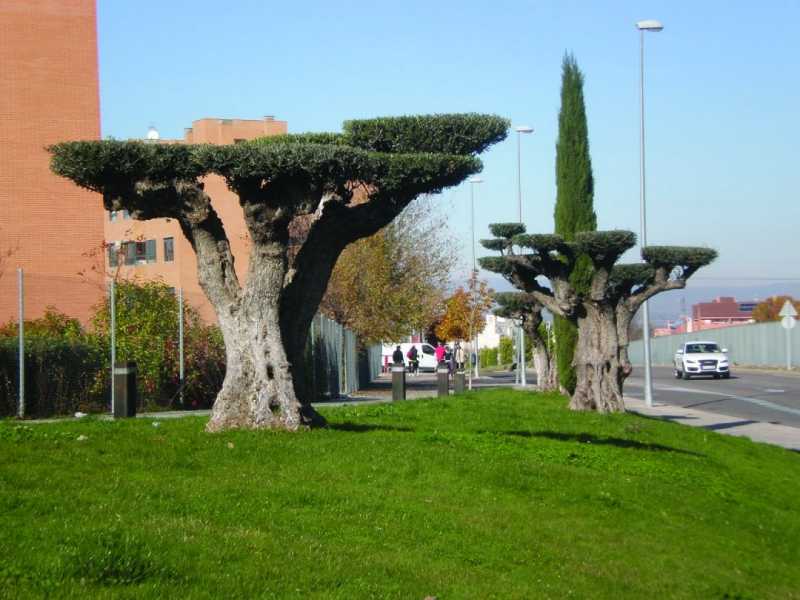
[{"x1": 392, "y1": 345, "x2": 404, "y2": 365}]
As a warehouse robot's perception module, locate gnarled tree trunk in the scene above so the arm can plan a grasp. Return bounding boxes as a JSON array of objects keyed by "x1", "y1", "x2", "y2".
[
  {"x1": 569, "y1": 303, "x2": 629, "y2": 412},
  {"x1": 205, "y1": 240, "x2": 311, "y2": 431}
]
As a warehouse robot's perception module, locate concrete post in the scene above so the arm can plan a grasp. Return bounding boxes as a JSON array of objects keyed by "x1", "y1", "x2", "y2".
[
  {"x1": 437, "y1": 365, "x2": 450, "y2": 397},
  {"x1": 391, "y1": 365, "x2": 406, "y2": 401}
]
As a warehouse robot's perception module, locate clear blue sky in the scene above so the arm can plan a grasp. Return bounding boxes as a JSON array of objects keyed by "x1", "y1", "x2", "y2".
[{"x1": 98, "y1": 0, "x2": 799, "y2": 290}]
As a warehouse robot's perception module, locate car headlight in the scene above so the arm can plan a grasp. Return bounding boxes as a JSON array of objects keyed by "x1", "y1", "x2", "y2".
[
  {"x1": 685, "y1": 359, "x2": 697, "y2": 364},
  {"x1": 720, "y1": 360, "x2": 728, "y2": 365}
]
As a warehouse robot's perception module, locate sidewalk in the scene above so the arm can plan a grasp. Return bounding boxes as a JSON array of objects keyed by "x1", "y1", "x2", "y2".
[{"x1": 624, "y1": 396, "x2": 800, "y2": 452}]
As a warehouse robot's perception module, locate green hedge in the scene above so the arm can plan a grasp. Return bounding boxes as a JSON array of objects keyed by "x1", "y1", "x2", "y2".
[
  {"x1": 479, "y1": 347, "x2": 498, "y2": 368},
  {"x1": 0, "y1": 338, "x2": 106, "y2": 418}
]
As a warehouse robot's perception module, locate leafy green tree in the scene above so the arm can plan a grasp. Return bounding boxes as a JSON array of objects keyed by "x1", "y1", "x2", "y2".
[
  {"x1": 480, "y1": 224, "x2": 715, "y2": 412},
  {"x1": 91, "y1": 280, "x2": 185, "y2": 404},
  {"x1": 51, "y1": 114, "x2": 508, "y2": 431},
  {"x1": 320, "y1": 196, "x2": 455, "y2": 344},
  {"x1": 553, "y1": 53, "x2": 596, "y2": 394}
]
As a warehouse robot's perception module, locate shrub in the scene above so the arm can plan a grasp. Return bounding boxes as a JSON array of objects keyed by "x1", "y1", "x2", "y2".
[
  {"x1": 0, "y1": 337, "x2": 105, "y2": 417},
  {"x1": 498, "y1": 336, "x2": 514, "y2": 365},
  {"x1": 480, "y1": 347, "x2": 498, "y2": 368}
]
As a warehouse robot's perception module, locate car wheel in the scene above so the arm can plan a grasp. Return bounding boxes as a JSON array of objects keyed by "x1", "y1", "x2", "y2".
[
  {"x1": 674, "y1": 368, "x2": 681, "y2": 379},
  {"x1": 713, "y1": 374, "x2": 720, "y2": 379},
  {"x1": 723, "y1": 372, "x2": 730, "y2": 379},
  {"x1": 682, "y1": 369, "x2": 691, "y2": 380}
]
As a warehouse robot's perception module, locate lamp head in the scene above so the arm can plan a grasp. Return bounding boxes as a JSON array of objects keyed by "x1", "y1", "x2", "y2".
[
  {"x1": 636, "y1": 19, "x2": 664, "y2": 32},
  {"x1": 515, "y1": 126, "x2": 534, "y2": 134},
  {"x1": 469, "y1": 177, "x2": 484, "y2": 184}
]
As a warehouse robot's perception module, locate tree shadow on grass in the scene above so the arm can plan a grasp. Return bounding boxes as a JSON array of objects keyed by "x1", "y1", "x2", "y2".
[
  {"x1": 326, "y1": 422, "x2": 414, "y2": 434},
  {"x1": 488, "y1": 430, "x2": 705, "y2": 457}
]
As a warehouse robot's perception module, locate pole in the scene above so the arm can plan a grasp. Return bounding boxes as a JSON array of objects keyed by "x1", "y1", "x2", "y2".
[
  {"x1": 639, "y1": 28, "x2": 654, "y2": 408},
  {"x1": 470, "y1": 181, "x2": 480, "y2": 379},
  {"x1": 178, "y1": 287, "x2": 185, "y2": 405},
  {"x1": 517, "y1": 131, "x2": 523, "y2": 223},
  {"x1": 17, "y1": 268, "x2": 24, "y2": 419},
  {"x1": 470, "y1": 183, "x2": 475, "y2": 272},
  {"x1": 110, "y1": 278, "x2": 116, "y2": 415},
  {"x1": 520, "y1": 323, "x2": 527, "y2": 386},
  {"x1": 787, "y1": 326, "x2": 792, "y2": 371}
]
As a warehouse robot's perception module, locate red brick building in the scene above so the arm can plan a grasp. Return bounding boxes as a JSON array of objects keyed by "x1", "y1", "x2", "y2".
[
  {"x1": 0, "y1": 0, "x2": 104, "y2": 323},
  {"x1": 654, "y1": 296, "x2": 757, "y2": 336}
]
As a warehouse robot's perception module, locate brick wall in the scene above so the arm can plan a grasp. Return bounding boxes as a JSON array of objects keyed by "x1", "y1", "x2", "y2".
[{"x1": 0, "y1": 0, "x2": 104, "y2": 324}]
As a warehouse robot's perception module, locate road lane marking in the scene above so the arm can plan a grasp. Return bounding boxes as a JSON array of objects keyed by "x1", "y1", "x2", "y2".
[
  {"x1": 766, "y1": 389, "x2": 785, "y2": 393},
  {"x1": 652, "y1": 385, "x2": 800, "y2": 418}
]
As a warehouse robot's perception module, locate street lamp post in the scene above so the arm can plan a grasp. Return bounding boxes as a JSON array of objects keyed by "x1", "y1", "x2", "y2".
[
  {"x1": 469, "y1": 176, "x2": 483, "y2": 380},
  {"x1": 636, "y1": 19, "x2": 663, "y2": 408},
  {"x1": 515, "y1": 126, "x2": 533, "y2": 386}
]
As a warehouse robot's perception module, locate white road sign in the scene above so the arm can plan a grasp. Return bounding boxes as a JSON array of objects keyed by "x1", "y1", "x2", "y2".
[
  {"x1": 779, "y1": 300, "x2": 798, "y2": 318},
  {"x1": 782, "y1": 315, "x2": 796, "y2": 330}
]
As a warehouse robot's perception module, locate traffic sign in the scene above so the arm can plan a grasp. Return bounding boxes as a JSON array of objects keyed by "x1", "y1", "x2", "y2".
[
  {"x1": 782, "y1": 316, "x2": 796, "y2": 330},
  {"x1": 779, "y1": 300, "x2": 798, "y2": 318}
]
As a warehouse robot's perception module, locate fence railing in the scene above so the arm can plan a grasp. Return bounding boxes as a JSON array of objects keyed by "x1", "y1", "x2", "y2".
[
  {"x1": 628, "y1": 320, "x2": 798, "y2": 368},
  {"x1": 0, "y1": 271, "x2": 382, "y2": 416}
]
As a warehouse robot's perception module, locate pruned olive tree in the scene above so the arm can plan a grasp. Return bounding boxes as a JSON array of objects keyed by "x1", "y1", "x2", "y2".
[
  {"x1": 50, "y1": 114, "x2": 509, "y2": 431},
  {"x1": 480, "y1": 223, "x2": 716, "y2": 412},
  {"x1": 492, "y1": 291, "x2": 557, "y2": 392}
]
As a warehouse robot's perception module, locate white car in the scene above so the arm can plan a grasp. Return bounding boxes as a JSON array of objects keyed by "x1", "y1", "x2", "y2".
[
  {"x1": 381, "y1": 343, "x2": 439, "y2": 372},
  {"x1": 674, "y1": 341, "x2": 731, "y2": 380}
]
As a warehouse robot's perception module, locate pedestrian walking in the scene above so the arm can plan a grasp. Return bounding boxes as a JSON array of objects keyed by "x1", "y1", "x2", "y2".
[
  {"x1": 392, "y1": 345, "x2": 404, "y2": 366},
  {"x1": 435, "y1": 342, "x2": 446, "y2": 366},
  {"x1": 455, "y1": 344, "x2": 465, "y2": 371},
  {"x1": 407, "y1": 345, "x2": 420, "y2": 375}
]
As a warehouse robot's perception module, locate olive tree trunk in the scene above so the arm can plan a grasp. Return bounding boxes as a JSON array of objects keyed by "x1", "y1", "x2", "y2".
[
  {"x1": 569, "y1": 303, "x2": 628, "y2": 412},
  {"x1": 205, "y1": 242, "x2": 310, "y2": 431}
]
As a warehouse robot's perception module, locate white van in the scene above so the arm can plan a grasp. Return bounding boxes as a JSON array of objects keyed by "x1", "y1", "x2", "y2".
[{"x1": 381, "y1": 342, "x2": 438, "y2": 372}]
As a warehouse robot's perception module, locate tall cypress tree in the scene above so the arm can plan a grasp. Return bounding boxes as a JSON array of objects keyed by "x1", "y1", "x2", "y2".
[{"x1": 553, "y1": 53, "x2": 596, "y2": 393}]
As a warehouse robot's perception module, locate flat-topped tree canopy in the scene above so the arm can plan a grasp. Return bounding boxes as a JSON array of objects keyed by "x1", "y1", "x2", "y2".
[
  {"x1": 479, "y1": 238, "x2": 511, "y2": 253},
  {"x1": 574, "y1": 230, "x2": 636, "y2": 267},
  {"x1": 342, "y1": 114, "x2": 510, "y2": 155},
  {"x1": 489, "y1": 222, "x2": 526, "y2": 239},
  {"x1": 642, "y1": 246, "x2": 718, "y2": 272},
  {"x1": 493, "y1": 291, "x2": 540, "y2": 317}
]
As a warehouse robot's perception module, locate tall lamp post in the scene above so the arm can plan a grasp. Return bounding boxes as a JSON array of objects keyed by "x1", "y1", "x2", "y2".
[
  {"x1": 636, "y1": 19, "x2": 663, "y2": 408},
  {"x1": 515, "y1": 126, "x2": 534, "y2": 385},
  {"x1": 469, "y1": 176, "x2": 483, "y2": 380}
]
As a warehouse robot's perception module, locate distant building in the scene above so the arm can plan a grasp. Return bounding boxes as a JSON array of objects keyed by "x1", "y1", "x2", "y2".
[
  {"x1": 106, "y1": 117, "x2": 287, "y2": 321},
  {"x1": 477, "y1": 314, "x2": 515, "y2": 349},
  {"x1": 653, "y1": 296, "x2": 756, "y2": 337}
]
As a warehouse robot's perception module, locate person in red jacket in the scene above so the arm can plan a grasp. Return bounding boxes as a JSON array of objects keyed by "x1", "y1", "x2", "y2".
[{"x1": 435, "y1": 342, "x2": 446, "y2": 366}]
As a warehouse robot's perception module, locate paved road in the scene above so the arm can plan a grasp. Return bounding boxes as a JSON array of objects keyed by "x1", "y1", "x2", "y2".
[{"x1": 626, "y1": 366, "x2": 800, "y2": 429}]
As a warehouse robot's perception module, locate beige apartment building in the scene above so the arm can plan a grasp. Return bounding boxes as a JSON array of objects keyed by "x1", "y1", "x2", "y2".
[{"x1": 106, "y1": 117, "x2": 288, "y2": 321}]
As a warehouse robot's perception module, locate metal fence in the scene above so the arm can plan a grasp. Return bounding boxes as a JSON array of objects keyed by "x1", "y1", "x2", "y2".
[
  {"x1": 628, "y1": 320, "x2": 798, "y2": 368},
  {"x1": 1, "y1": 270, "x2": 383, "y2": 416}
]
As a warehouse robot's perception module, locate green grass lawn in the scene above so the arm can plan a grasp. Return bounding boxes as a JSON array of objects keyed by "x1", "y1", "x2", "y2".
[{"x1": 1, "y1": 390, "x2": 798, "y2": 599}]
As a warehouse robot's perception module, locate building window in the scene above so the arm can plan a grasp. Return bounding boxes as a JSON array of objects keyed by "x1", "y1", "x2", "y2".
[
  {"x1": 164, "y1": 237, "x2": 174, "y2": 262},
  {"x1": 109, "y1": 210, "x2": 116, "y2": 222},
  {"x1": 121, "y1": 239, "x2": 156, "y2": 265},
  {"x1": 122, "y1": 241, "x2": 135, "y2": 265},
  {"x1": 107, "y1": 242, "x2": 118, "y2": 267},
  {"x1": 122, "y1": 209, "x2": 131, "y2": 220}
]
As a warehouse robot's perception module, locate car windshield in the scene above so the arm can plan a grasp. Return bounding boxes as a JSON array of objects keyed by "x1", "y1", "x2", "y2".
[{"x1": 686, "y1": 343, "x2": 720, "y2": 353}]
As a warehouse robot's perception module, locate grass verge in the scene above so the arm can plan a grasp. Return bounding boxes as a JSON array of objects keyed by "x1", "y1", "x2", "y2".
[{"x1": 1, "y1": 389, "x2": 798, "y2": 599}]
